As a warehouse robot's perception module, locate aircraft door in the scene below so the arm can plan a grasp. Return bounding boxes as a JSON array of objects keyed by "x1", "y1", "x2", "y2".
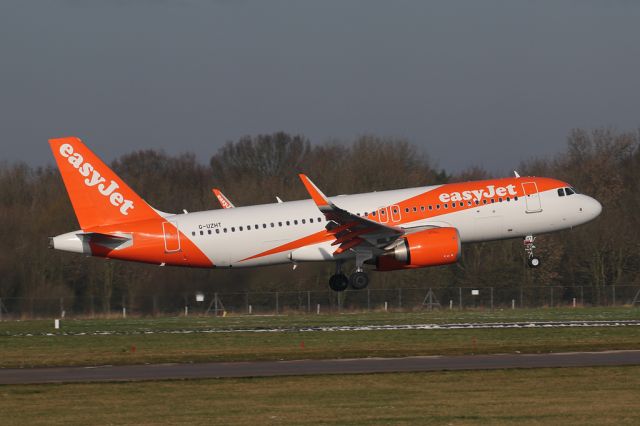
[
  {"x1": 521, "y1": 182, "x2": 542, "y2": 213},
  {"x1": 377, "y1": 207, "x2": 389, "y2": 223},
  {"x1": 162, "y1": 221, "x2": 182, "y2": 253},
  {"x1": 390, "y1": 204, "x2": 402, "y2": 223}
]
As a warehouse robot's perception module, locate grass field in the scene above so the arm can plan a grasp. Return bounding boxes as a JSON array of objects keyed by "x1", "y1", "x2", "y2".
[
  {"x1": 1, "y1": 367, "x2": 639, "y2": 425},
  {"x1": 2, "y1": 307, "x2": 638, "y2": 335},
  {"x1": 1, "y1": 308, "x2": 638, "y2": 368}
]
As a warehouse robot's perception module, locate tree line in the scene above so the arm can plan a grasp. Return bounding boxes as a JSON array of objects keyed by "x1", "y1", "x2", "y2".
[{"x1": 0, "y1": 128, "x2": 638, "y2": 313}]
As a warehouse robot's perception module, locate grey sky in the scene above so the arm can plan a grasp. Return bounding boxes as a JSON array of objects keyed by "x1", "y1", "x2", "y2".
[{"x1": 1, "y1": 1, "x2": 639, "y2": 173}]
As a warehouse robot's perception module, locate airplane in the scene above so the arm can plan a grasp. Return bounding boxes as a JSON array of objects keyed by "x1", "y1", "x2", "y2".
[
  {"x1": 211, "y1": 188, "x2": 283, "y2": 209},
  {"x1": 212, "y1": 188, "x2": 236, "y2": 209},
  {"x1": 48, "y1": 137, "x2": 602, "y2": 291}
]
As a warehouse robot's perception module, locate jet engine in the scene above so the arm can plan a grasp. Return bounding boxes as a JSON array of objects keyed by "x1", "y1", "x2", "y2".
[{"x1": 376, "y1": 227, "x2": 461, "y2": 271}]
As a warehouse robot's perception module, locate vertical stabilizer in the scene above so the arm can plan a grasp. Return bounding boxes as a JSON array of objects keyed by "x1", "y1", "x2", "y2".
[{"x1": 49, "y1": 137, "x2": 159, "y2": 230}]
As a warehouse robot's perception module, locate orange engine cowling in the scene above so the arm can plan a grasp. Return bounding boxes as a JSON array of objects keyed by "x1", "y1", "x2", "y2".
[{"x1": 376, "y1": 227, "x2": 461, "y2": 271}]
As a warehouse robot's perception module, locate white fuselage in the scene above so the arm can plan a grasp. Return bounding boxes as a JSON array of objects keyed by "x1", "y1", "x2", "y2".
[{"x1": 163, "y1": 182, "x2": 601, "y2": 268}]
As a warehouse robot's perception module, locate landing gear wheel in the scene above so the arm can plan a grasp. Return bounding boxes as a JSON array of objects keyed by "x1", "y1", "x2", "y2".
[
  {"x1": 528, "y1": 257, "x2": 541, "y2": 268},
  {"x1": 329, "y1": 273, "x2": 349, "y2": 292},
  {"x1": 349, "y1": 271, "x2": 369, "y2": 290}
]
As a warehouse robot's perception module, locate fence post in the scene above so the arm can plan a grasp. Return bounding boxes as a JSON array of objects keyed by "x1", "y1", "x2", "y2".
[
  {"x1": 275, "y1": 291, "x2": 279, "y2": 315},
  {"x1": 490, "y1": 287, "x2": 494, "y2": 311},
  {"x1": 458, "y1": 287, "x2": 462, "y2": 310},
  {"x1": 580, "y1": 286, "x2": 584, "y2": 306},
  {"x1": 520, "y1": 286, "x2": 524, "y2": 308},
  {"x1": 246, "y1": 292, "x2": 250, "y2": 314},
  {"x1": 307, "y1": 291, "x2": 311, "y2": 314},
  {"x1": 60, "y1": 297, "x2": 64, "y2": 318},
  {"x1": 612, "y1": 285, "x2": 616, "y2": 306}
]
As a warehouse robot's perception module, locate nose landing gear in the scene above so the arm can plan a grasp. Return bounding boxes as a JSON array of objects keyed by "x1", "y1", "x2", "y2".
[{"x1": 524, "y1": 235, "x2": 541, "y2": 268}]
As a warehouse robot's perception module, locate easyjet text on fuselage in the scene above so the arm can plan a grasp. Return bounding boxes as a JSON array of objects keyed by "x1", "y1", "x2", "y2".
[{"x1": 438, "y1": 184, "x2": 518, "y2": 203}]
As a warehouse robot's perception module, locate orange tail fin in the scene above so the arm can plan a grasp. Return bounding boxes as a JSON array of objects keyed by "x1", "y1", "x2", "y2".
[{"x1": 49, "y1": 137, "x2": 159, "y2": 230}]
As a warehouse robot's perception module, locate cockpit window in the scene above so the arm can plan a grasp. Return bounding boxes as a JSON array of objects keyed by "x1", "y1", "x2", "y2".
[
  {"x1": 557, "y1": 188, "x2": 565, "y2": 197},
  {"x1": 570, "y1": 187, "x2": 579, "y2": 194},
  {"x1": 565, "y1": 187, "x2": 575, "y2": 196}
]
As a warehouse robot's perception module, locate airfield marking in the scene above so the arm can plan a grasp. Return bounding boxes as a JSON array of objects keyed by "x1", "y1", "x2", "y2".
[
  {"x1": 1, "y1": 350, "x2": 639, "y2": 384},
  {"x1": 4, "y1": 320, "x2": 640, "y2": 337}
]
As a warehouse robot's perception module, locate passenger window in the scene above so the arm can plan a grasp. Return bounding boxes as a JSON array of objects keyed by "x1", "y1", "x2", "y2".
[
  {"x1": 278, "y1": 222, "x2": 282, "y2": 227},
  {"x1": 255, "y1": 224, "x2": 258, "y2": 229},
  {"x1": 318, "y1": 217, "x2": 322, "y2": 222},
  {"x1": 506, "y1": 197, "x2": 510, "y2": 202},
  {"x1": 192, "y1": 231, "x2": 195, "y2": 236},
  {"x1": 452, "y1": 202, "x2": 456, "y2": 208},
  {"x1": 436, "y1": 205, "x2": 440, "y2": 210},
  {"x1": 468, "y1": 201, "x2": 472, "y2": 206},
  {"x1": 558, "y1": 188, "x2": 565, "y2": 197},
  {"x1": 412, "y1": 207, "x2": 417, "y2": 212},
  {"x1": 231, "y1": 227, "x2": 235, "y2": 232},
  {"x1": 514, "y1": 196, "x2": 518, "y2": 201},
  {"x1": 482, "y1": 199, "x2": 487, "y2": 205},
  {"x1": 498, "y1": 198, "x2": 503, "y2": 202},
  {"x1": 444, "y1": 204, "x2": 448, "y2": 209},
  {"x1": 270, "y1": 223, "x2": 274, "y2": 228},
  {"x1": 294, "y1": 220, "x2": 298, "y2": 225},
  {"x1": 199, "y1": 230, "x2": 203, "y2": 235},
  {"x1": 262, "y1": 224, "x2": 267, "y2": 228},
  {"x1": 208, "y1": 230, "x2": 212, "y2": 235},
  {"x1": 223, "y1": 228, "x2": 227, "y2": 233},
  {"x1": 405, "y1": 208, "x2": 409, "y2": 213},
  {"x1": 475, "y1": 200, "x2": 480, "y2": 205},
  {"x1": 239, "y1": 226, "x2": 243, "y2": 231},
  {"x1": 428, "y1": 205, "x2": 433, "y2": 210},
  {"x1": 381, "y1": 210, "x2": 386, "y2": 215},
  {"x1": 302, "y1": 219, "x2": 306, "y2": 224},
  {"x1": 310, "y1": 218, "x2": 314, "y2": 223},
  {"x1": 421, "y1": 206, "x2": 425, "y2": 211},
  {"x1": 216, "y1": 229, "x2": 220, "y2": 234},
  {"x1": 286, "y1": 221, "x2": 290, "y2": 226}
]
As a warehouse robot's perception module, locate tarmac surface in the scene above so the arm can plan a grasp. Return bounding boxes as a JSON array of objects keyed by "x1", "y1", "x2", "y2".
[{"x1": 1, "y1": 350, "x2": 639, "y2": 384}]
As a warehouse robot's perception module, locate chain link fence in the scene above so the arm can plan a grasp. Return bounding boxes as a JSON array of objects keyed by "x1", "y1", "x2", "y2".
[{"x1": 1, "y1": 285, "x2": 639, "y2": 320}]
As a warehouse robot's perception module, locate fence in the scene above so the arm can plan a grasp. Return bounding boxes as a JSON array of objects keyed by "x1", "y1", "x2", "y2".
[{"x1": 1, "y1": 285, "x2": 639, "y2": 320}]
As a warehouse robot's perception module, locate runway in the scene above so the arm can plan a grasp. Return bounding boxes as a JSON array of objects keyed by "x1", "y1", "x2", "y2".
[{"x1": 1, "y1": 350, "x2": 639, "y2": 384}]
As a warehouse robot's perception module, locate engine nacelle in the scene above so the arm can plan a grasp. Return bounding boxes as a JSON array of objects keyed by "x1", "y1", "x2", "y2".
[{"x1": 376, "y1": 227, "x2": 461, "y2": 271}]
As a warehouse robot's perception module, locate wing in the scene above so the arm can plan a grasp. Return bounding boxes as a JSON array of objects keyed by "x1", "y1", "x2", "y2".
[
  {"x1": 212, "y1": 188, "x2": 236, "y2": 209},
  {"x1": 298, "y1": 174, "x2": 404, "y2": 255}
]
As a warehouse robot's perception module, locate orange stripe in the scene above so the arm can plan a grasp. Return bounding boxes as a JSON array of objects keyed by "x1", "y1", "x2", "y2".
[{"x1": 240, "y1": 229, "x2": 335, "y2": 262}]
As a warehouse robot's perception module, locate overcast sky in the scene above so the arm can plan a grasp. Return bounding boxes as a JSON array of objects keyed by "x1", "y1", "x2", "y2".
[{"x1": 1, "y1": 1, "x2": 639, "y2": 173}]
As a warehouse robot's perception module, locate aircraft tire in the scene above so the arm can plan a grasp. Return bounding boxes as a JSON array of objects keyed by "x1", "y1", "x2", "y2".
[
  {"x1": 329, "y1": 273, "x2": 349, "y2": 292},
  {"x1": 528, "y1": 257, "x2": 541, "y2": 268},
  {"x1": 349, "y1": 271, "x2": 369, "y2": 290}
]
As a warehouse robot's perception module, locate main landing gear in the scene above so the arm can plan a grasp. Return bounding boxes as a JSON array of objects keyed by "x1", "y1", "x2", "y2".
[
  {"x1": 328, "y1": 255, "x2": 371, "y2": 292},
  {"x1": 524, "y1": 235, "x2": 541, "y2": 268}
]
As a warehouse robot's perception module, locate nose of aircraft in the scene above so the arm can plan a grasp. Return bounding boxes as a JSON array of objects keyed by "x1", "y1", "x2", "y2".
[{"x1": 583, "y1": 195, "x2": 602, "y2": 222}]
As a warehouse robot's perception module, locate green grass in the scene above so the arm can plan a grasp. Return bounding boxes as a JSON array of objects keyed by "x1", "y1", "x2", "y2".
[
  {"x1": 1, "y1": 367, "x2": 640, "y2": 425},
  {"x1": 1, "y1": 307, "x2": 638, "y2": 335},
  {"x1": 1, "y1": 308, "x2": 639, "y2": 368}
]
